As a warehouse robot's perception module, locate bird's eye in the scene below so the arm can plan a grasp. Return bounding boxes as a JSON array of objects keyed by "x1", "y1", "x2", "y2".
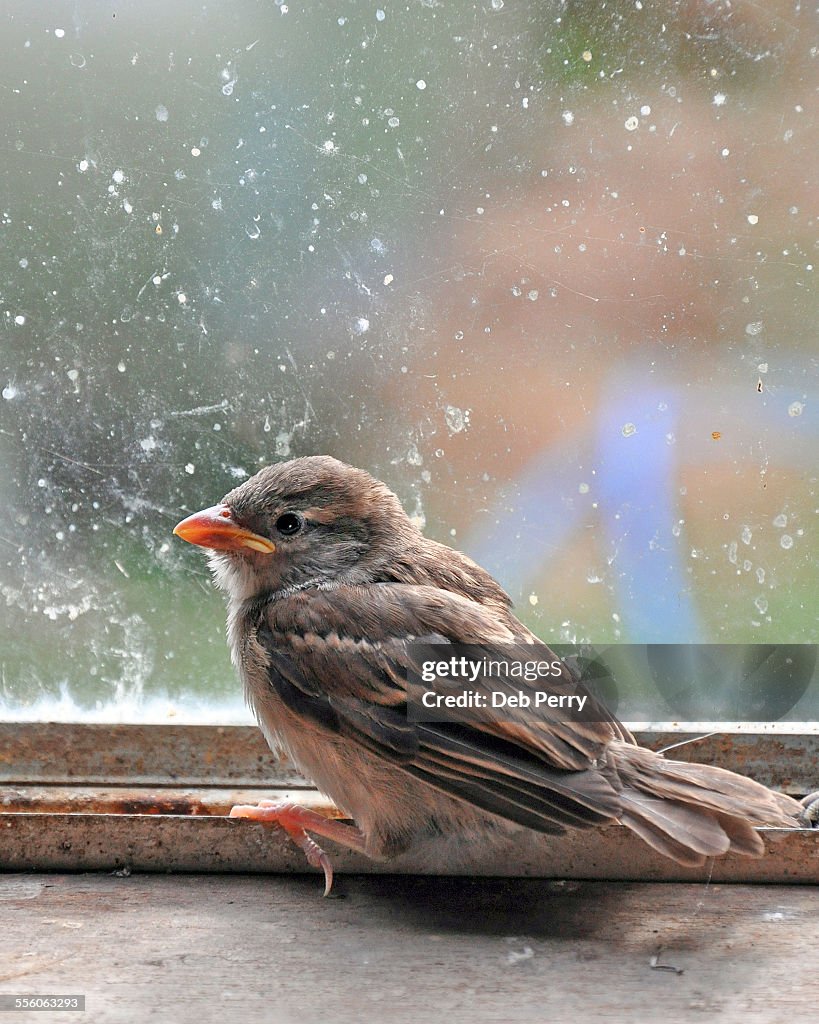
[{"x1": 275, "y1": 512, "x2": 303, "y2": 536}]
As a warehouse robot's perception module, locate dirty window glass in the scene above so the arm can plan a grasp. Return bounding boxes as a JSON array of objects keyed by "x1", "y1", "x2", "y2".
[{"x1": 1, "y1": 1, "x2": 816, "y2": 723}]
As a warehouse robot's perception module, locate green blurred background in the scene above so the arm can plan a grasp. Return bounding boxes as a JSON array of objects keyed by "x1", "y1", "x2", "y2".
[{"x1": 1, "y1": 0, "x2": 816, "y2": 721}]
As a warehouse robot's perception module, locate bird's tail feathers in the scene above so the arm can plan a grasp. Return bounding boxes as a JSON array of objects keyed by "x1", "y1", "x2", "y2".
[{"x1": 609, "y1": 742, "x2": 801, "y2": 867}]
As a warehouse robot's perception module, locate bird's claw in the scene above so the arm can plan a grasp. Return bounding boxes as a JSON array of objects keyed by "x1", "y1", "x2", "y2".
[
  {"x1": 291, "y1": 828, "x2": 335, "y2": 896},
  {"x1": 228, "y1": 800, "x2": 336, "y2": 895},
  {"x1": 799, "y1": 791, "x2": 819, "y2": 827}
]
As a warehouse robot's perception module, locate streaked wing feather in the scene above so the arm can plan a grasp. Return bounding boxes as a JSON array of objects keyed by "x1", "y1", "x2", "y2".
[{"x1": 257, "y1": 584, "x2": 624, "y2": 833}]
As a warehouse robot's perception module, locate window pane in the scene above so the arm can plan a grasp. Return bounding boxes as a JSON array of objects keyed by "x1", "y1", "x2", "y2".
[{"x1": 1, "y1": 1, "x2": 816, "y2": 722}]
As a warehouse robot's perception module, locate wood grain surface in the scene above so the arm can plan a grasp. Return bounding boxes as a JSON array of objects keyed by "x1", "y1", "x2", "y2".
[{"x1": 1, "y1": 872, "x2": 812, "y2": 1024}]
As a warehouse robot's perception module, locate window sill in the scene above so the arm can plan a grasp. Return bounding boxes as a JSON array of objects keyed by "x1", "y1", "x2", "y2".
[{"x1": 2, "y1": 723, "x2": 817, "y2": 882}]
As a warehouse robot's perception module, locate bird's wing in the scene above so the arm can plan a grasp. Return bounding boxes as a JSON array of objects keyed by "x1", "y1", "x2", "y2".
[{"x1": 257, "y1": 583, "x2": 625, "y2": 833}]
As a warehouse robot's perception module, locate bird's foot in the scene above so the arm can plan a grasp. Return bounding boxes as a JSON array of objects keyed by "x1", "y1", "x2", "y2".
[
  {"x1": 228, "y1": 800, "x2": 366, "y2": 895},
  {"x1": 799, "y1": 791, "x2": 819, "y2": 827}
]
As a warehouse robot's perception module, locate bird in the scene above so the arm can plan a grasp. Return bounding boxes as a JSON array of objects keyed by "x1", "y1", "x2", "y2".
[{"x1": 173, "y1": 455, "x2": 803, "y2": 894}]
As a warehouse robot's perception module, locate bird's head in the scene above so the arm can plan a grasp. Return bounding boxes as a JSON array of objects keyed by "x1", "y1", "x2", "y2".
[{"x1": 173, "y1": 455, "x2": 420, "y2": 601}]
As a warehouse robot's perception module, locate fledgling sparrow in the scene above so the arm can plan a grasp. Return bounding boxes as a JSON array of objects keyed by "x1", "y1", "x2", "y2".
[{"x1": 174, "y1": 456, "x2": 802, "y2": 893}]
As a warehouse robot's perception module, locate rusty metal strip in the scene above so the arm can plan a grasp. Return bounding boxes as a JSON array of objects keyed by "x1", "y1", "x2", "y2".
[
  {"x1": 0, "y1": 723, "x2": 303, "y2": 787},
  {"x1": 0, "y1": 812, "x2": 816, "y2": 883},
  {"x1": 0, "y1": 786, "x2": 332, "y2": 816},
  {"x1": 2, "y1": 724, "x2": 818, "y2": 792}
]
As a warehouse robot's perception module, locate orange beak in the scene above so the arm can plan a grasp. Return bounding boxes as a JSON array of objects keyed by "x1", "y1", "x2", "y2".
[{"x1": 173, "y1": 504, "x2": 276, "y2": 554}]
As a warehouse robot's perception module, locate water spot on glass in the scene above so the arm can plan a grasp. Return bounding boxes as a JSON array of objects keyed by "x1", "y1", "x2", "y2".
[
  {"x1": 490, "y1": 0, "x2": 504, "y2": 9},
  {"x1": 69, "y1": 53, "x2": 86, "y2": 69},
  {"x1": 353, "y1": 317, "x2": 370, "y2": 334},
  {"x1": 528, "y1": 593, "x2": 539, "y2": 606},
  {"x1": 747, "y1": 214, "x2": 759, "y2": 225},
  {"x1": 263, "y1": 416, "x2": 271, "y2": 433},
  {"x1": 112, "y1": 169, "x2": 125, "y2": 184},
  {"x1": 376, "y1": 8, "x2": 386, "y2": 20},
  {"x1": 416, "y1": 80, "x2": 427, "y2": 90},
  {"x1": 561, "y1": 110, "x2": 574, "y2": 126},
  {"x1": 527, "y1": 289, "x2": 539, "y2": 301},
  {"x1": 754, "y1": 596, "x2": 768, "y2": 615},
  {"x1": 788, "y1": 401, "x2": 803, "y2": 417},
  {"x1": 745, "y1": 321, "x2": 763, "y2": 336},
  {"x1": 184, "y1": 463, "x2": 195, "y2": 475},
  {"x1": 155, "y1": 104, "x2": 169, "y2": 123},
  {"x1": 582, "y1": 50, "x2": 592, "y2": 62},
  {"x1": 2, "y1": 383, "x2": 18, "y2": 400},
  {"x1": 740, "y1": 525, "x2": 752, "y2": 545},
  {"x1": 245, "y1": 222, "x2": 260, "y2": 239},
  {"x1": 388, "y1": 116, "x2": 399, "y2": 128},
  {"x1": 444, "y1": 405, "x2": 469, "y2": 434},
  {"x1": 13, "y1": 314, "x2": 26, "y2": 326},
  {"x1": 713, "y1": 93, "x2": 727, "y2": 107},
  {"x1": 621, "y1": 422, "x2": 637, "y2": 438},
  {"x1": 117, "y1": 362, "x2": 126, "y2": 373},
  {"x1": 54, "y1": 28, "x2": 65, "y2": 38},
  {"x1": 578, "y1": 482, "x2": 589, "y2": 494},
  {"x1": 780, "y1": 534, "x2": 794, "y2": 550},
  {"x1": 773, "y1": 513, "x2": 787, "y2": 528},
  {"x1": 624, "y1": 116, "x2": 639, "y2": 131}
]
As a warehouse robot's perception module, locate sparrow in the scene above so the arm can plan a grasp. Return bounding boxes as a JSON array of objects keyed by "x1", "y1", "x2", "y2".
[{"x1": 174, "y1": 455, "x2": 802, "y2": 894}]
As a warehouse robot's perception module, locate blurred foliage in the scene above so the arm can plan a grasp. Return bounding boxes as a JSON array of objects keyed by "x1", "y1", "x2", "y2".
[{"x1": 1, "y1": 0, "x2": 815, "y2": 719}]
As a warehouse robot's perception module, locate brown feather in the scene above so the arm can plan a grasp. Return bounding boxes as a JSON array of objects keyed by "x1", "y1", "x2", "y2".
[{"x1": 192, "y1": 456, "x2": 803, "y2": 868}]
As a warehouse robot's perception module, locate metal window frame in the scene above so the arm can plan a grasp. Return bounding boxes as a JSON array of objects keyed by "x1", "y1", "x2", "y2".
[{"x1": 2, "y1": 723, "x2": 817, "y2": 882}]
